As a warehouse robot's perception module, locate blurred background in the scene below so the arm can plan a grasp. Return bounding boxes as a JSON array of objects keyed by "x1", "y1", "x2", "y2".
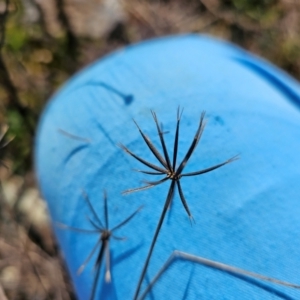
[{"x1": 0, "y1": 0, "x2": 300, "y2": 298}]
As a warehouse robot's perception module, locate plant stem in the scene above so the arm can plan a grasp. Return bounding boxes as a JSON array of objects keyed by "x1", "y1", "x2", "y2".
[
  {"x1": 90, "y1": 242, "x2": 105, "y2": 300},
  {"x1": 133, "y1": 181, "x2": 175, "y2": 300}
]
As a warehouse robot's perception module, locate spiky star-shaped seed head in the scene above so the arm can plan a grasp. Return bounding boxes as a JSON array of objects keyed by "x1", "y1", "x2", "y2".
[
  {"x1": 120, "y1": 108, "x2": 238, "y2": 220},
  {"x1": 57, "y1": 190, "x2": 142, "y2": 300}
]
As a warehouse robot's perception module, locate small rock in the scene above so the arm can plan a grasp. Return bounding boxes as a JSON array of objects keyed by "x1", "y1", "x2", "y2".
[
  {"x1": 0, "y1": 266, "x2": 20, "y2": 290},
  {"x1": 18, "y1": 188, "x2": 50, "y2": 227}
]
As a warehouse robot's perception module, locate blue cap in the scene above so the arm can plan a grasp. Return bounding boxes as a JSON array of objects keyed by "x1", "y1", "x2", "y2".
[{"x1": 35, "y1": 34, "x2": 300, "y2": 300}]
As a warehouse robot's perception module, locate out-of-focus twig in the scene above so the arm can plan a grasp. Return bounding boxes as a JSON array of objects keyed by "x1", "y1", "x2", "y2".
[
  {"x1": 22, "y1": 223, "x2": 50, "y2": 299},
  {"x1": 0, "y1": 181, "x2": 75, "y2": 299},
  {"x1": 199, "y1": 0, "x2": 262, "y2": 32},
  {"x1": 28, "y1": 0, "x2": 52, "y2": 40},
  {"x1": 54, "y1": 0, "x2": 78, "y2": 65},
  {"x1": 0, "y1": 0, "x2": 9, "y2": 49},
  {"x1": 0, "y1": 283, "x2": 8, "y2": 300},
  {"x1": 122, "y1": 0, "x2": 159, "y2": 35},
  {"x1": 0, "y1": 0, "x2": 35, "y2": 135}
]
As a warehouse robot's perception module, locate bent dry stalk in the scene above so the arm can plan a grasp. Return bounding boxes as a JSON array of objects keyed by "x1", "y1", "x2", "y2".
[
  {"x1": 119, "y1": 108, "x2": 238, "y2": 300},
  {"x1": 139, "y1": 251, "x2": 300, "y2": 300},
  {"x1": 57, "y1": 190, "x2": 142, "y2": 300}
]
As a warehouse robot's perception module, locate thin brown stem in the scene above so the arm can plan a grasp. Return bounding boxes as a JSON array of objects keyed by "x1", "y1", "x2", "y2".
[
  {"x1": 90, "y1": 242, "x2": 105, "y2": 300},
  {"x1": 133, "y1": 181, "x2": 176, "y2": 300}
]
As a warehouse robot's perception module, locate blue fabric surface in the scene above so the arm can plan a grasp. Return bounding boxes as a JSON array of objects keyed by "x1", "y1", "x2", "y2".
[{"x1": 35, "y1": 34, "x2": 300, "y2": 299}]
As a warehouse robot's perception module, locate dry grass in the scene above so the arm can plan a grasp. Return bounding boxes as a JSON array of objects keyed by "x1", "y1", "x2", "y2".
[{"x1": 0, "y1": 172, "x2": 75, "y2": 299}]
